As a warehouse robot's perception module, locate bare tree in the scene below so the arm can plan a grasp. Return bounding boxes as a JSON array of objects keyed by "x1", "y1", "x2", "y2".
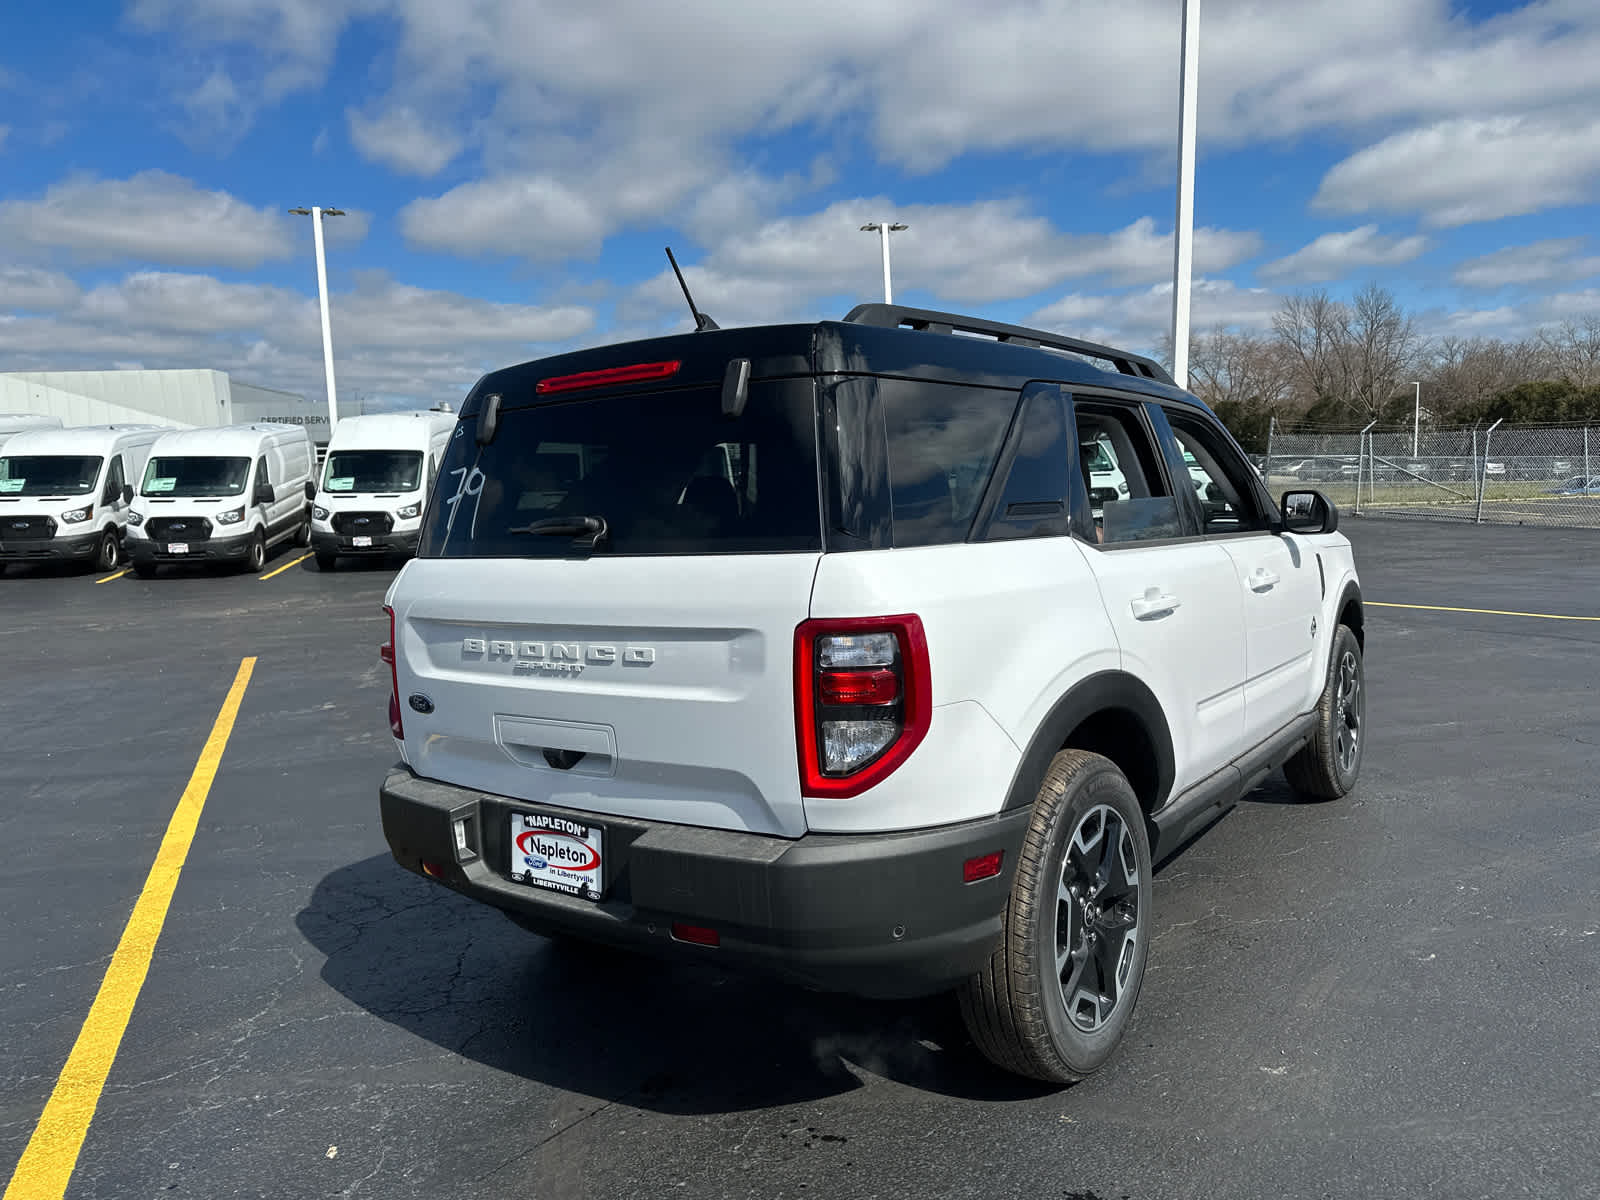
[
  {"x1": 1343, "y1": 284, "x2": 1422, "y2": 420},
  {"x1": 1537, "y1": 317, "x2": 1600, "y2": 390},
  {"x1": 1272, "y1": 289, "x2": 1351, "y2": 414}
]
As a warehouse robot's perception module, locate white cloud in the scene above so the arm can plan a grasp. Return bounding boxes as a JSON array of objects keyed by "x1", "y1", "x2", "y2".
[
  {"x1": 1424, "y1": 288, "x2": 1600, "y2": 340},
  {"x1": 618, "y1": 199, "x2": 1262, "y2": 325},
  {"x1": 0, "y1": 268, "x2": 595, "y2": 403},
  {"x1": 1453, "y1": 239, "x2": 1600, "y2": 289},
  {"x1": 1260, "y1": 225, "x2": 1429, "y2": 283},
  {"x1": 0, "y1": 267, "x2": 81, "y2": 312},
  {"x1": 1029, "y1": 280, "x2": 1283, "y2": 353},
  {"x1": 1314, "y1": 115, "x2": 1600, "y2": 227},
  {"x1": 179, "y1": 65, "x2": 249, "y2": 148},
  {"x1": 347, "y1": 105, "x2": 462, "y2": 176},
  {"x1": 0, "y1": 171, "x2": 297, "y2": 268}
]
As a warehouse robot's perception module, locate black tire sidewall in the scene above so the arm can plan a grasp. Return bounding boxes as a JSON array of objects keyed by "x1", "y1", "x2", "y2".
[
  {"x1": 247, "y1": 532, "x2": 265, "y2": 572},
  {"x1": 1028, "y1": 758, "x2": 1154, "y2": 1076},
  {"x1": 97, "y1": 529, "x2": 118, "y2": 571},
  {"x1": 1326, "y1": 626, "x2": 1365, "y2": 790}
]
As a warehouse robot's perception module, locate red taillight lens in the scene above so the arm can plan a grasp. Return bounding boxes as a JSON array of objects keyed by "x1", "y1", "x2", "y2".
[
  {"x1": 670, "y1": 922, "x2": 720, "y2": 947},
  {"x1": 817, "y1": 668, "x2": 899, "y2": 706},
  {"x1": 535, "y1": 360, "x2": 681, "y2": 395},
  {"x1": 963, "y1": 851, "x2": 1004, "y2": 883},
  {"x1": 382, "y1": 604, "x2": 403, "y2": 738},
  {"x1": 794, "y1": 614, "x2": 931, "y2": 799}
]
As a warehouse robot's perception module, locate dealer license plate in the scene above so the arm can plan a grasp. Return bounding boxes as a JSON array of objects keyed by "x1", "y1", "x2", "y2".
[
  {"x1": 168, "y1": 542, "x2": 189, "y2": 554},
  {"x1": 508, "y1": 812, "x2": 605, "y2": 900},
  {"x1": 352, "y1": 535, "x2": 373, "y2": 547}
]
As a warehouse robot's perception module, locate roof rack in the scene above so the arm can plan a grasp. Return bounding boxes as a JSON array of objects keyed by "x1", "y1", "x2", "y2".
[{"x1": 842, "y1": 304, "x2": 1174, "y2": 385}]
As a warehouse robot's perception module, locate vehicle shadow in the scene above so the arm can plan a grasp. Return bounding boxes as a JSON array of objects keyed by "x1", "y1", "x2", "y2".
[{"x1": 295, "y1": 854, "x2": 1060, "y2": 1114}]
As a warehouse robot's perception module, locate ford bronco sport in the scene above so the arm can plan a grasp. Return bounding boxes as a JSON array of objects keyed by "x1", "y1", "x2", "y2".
[{"x1": 378, "y1": 304, "x2": 1365, "y2": 1082}]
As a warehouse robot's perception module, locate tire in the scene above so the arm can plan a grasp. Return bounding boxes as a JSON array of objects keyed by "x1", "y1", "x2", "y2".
[
  {"x1": 94, "y1": 528, "x2": 119, "y2": 573},
  {"x1": 959, "y1": 750, "x2": 1153, "y2": 1083},
  {"x1": 244, "y1": 530, "x2": 266, "y2": 574},
  {"x1": 295, "y1": 517, "x2": 312, "y2": 548},
  {"x1": 1284, "y1": 624, "x2": 1365, "y2": 800},
  {"x1": 133, "y1": 561, "x2": 157, "y2": 579},
  {"x1": 314, "y1": 550, "x2": 338, "y2": 571}
]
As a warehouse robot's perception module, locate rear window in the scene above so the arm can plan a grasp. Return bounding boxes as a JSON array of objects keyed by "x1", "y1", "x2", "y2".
[{"x1": 419, "y1": 381, "x2": 821, "y2": 557}]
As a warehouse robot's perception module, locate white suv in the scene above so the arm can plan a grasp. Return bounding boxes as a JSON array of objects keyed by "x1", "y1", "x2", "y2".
[{"x1": 378, "y1": 305, "x2": 1365, "y2": 1083}]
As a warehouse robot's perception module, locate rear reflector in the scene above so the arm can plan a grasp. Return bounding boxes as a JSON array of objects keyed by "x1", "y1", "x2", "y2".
[
  {"x1": 670, "y1": 922, "x2": 720, "y2": 947},
  {"x1": 536, "y1": 360, "x2": 681, "y2": 395},
  {"x1": 963, "y1": 851, "x2": 1004, "y2": 883},
  {"x1": 420, "y1": 860, "x2": 447, "y2": 879},
  {"x1": 817, "y1": 668, "x2": 900, "y2": 706}
]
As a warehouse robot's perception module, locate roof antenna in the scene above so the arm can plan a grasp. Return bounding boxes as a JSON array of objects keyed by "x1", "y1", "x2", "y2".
[{"x1": 665, "y1": 246, "x2": 719, "y2": 331}]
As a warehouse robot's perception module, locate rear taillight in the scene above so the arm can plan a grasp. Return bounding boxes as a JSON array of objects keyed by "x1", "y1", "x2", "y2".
[
  {"x1": 794, "y1": 615, "x2": 931, "y2": 798},
  {"x1": 381, "y1": 604, "x2": 402, "y2": 739}
]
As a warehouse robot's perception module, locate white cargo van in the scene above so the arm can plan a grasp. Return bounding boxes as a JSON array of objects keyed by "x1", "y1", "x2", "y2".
[
  {"x1": 308, "y1": 410, "x2": 457, "y2": 570},
  {"x1": 125, "y1": 423, "x2": 314, "y2": 576},
  {"x1": 0, "y1": 424, "x2": 166, "y2": 573},
  {"x1": 0, "y1": 414, "x2": 64, "y2": 452}
]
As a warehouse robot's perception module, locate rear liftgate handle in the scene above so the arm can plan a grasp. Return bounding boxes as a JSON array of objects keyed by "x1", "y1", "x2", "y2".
[{"x1": 1130, "y1": 586, "x2": 1182, "y2": 620}]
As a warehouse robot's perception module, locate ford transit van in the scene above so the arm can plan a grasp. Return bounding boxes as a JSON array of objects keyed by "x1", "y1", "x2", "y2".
[{"x1": 309, "y1": 410, "x2": 456, "y2": 569}]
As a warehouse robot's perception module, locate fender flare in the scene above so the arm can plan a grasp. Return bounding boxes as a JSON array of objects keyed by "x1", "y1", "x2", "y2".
[{"x1": 1001, "y1": 670, "x2": 1176, "y2": 814}]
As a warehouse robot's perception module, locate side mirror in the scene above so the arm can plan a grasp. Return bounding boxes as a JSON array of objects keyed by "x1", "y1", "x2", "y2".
[
  {"x1": 122, "y1": 484, "x2": 134, "y2": 504},
  {"x1": 304, "y1": 480, "x2": 316, "y2": 501},
  {"x1": 1281, "y1": 489, "x2": 1338, "y2": 534},
  {"x1": 254, "y1": 483, "x2": 276, "y2": 506}
]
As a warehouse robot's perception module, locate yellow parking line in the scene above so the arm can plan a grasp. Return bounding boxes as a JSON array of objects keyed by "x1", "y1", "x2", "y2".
[
  {"x1": 1368, "y1": 600, "x2": 1600, "y2": 623},
  {"x1": 93, "y1": 568, "x2": 129, "y2": 585},
  {"x1": 258, "y1": 551, "x2": 312, "y2": 581},
  {"x1": 3, "y1": 658, "x2": 256, "y2": 1200}
]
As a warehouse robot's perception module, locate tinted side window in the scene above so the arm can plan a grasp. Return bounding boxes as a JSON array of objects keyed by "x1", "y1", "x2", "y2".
[
  {"x1": 881, "y1": 380, "x2": 1015, "y2": 547},
  {"x1": 1073, "y1": 402, "x2": 1183, "y2": 545},
  {"x1": 1163, "y1": 409, "x2": 1268, "y2": 534},
  {"x1": 983, "y1": 387, "x2": 1071, "y2": 542}
]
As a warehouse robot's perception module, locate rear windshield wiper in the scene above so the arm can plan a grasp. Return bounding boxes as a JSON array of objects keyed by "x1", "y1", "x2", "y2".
[{"x1": 508, "y1": 515, "x2": 608, "y2": 549}]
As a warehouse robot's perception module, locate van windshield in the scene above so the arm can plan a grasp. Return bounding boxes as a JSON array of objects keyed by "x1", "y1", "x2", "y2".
[
  {"x1": 323, "y1": 450, "x2": 423, "y2": 493},
  {"x1": 0, "y1": 455, "x2": 104, "y2": 496},
  {"x1": 142, "y1": 456, "x2": 251, "y2": 497},
  {"x1": 420, "y1": 382, "x2": 820, "y2": 558}
]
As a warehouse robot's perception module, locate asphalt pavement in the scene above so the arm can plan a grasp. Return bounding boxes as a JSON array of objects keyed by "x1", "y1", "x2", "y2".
[{"x1": 2, "y1": 520, "x2": 1597, "y2": 1200}]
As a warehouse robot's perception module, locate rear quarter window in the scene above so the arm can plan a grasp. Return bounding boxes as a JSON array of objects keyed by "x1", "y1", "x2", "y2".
[{"x1": 879, "y1": 380, "x2": 1016, "y2": 547}]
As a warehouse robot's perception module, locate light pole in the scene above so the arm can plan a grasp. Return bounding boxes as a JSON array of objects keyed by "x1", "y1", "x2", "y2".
[
  {"x1": 860, "y1": 222, "x2": 908, "y2": 304},
  {"x1": 1169, "y1": 0, "x2": 1200, "y2": 388},
  {"x1": 1411, "y1": 381, "x2": 1421, "y2": 457},
  {"x1": 289, "y1": 206, "x2": 345, "y2": 429}
]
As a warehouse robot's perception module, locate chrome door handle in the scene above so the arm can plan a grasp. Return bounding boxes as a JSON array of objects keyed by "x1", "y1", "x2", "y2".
[
  {"x1": 1249, "y1": 568, "x2": 1280, "y2": 592},
  {"x1": 1130, "y1": 587, "x2": 1181, "y2": 620}
]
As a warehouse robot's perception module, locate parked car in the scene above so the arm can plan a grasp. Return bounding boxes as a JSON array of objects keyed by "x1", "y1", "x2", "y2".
[
  {"x1": 1549, "y1": 475, "x2": 1600, "y2": 496},
  {"x1": 377, "y1": 301, "x2": 1366, "y2": 1084}
]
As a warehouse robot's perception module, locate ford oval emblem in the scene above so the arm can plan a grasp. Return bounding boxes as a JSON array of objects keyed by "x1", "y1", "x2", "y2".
[{"x1": 408, "y1": 693, "x2": 435, "y2": 714}]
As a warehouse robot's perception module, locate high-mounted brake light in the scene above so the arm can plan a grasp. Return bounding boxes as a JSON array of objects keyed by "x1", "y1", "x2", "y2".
[
  {"x1": 535, "y1": 360, "x2": 681, "y2": 395},
  {"x1": 795, "y1": 615, "x2": 931, "y2": 799},
  {"x1": 381, "y1": 604, "x2": 403, "y2": 739}
]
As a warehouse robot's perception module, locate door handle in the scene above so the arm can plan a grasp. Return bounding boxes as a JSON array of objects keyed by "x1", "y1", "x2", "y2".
[
  {"x1": 1249, "y1": 568, "x2": 1281, "y2": 592},
  {"x1": 1130, "y1": 587, "x2": 1181, "y2": 620}
]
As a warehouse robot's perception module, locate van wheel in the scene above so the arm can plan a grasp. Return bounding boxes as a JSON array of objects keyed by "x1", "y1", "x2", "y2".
[
  {"x1": 133, "y1": 562, "x2": 157, "y2": 579},
  {"x1": 959, "y1": 750, "x2": 1152, "y2": 1083},
  {"x1": 295, "y1": 517, "x2": 312, "y2": 547},
  {"x1": 94, "y1": 529, "x2": 119, "y2": 572},
  {"x1": 244, "y1": 531, "x2": 266, "y2": 573},
  {"x1": 314, "y1": 550, "x2": 337, "y2": 571},
  {"x1": 1284, "y1": 625, "x2": 1364, "y2": 800}
]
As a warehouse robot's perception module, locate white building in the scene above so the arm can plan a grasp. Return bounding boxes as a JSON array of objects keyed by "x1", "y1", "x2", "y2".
[{"x1": 0, "y1": 370, "x2": 330, "y2": 445}]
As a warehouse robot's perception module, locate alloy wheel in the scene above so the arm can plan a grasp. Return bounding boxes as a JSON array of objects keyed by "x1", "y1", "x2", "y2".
[{"x1": 1053, "y1": 804, "x2": 1142, "y2": 1033}]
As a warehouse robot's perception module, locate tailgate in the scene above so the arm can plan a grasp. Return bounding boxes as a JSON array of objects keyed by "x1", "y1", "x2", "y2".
[{"x1": 393, "y1": 555, "x2": 820, "y2": 837}]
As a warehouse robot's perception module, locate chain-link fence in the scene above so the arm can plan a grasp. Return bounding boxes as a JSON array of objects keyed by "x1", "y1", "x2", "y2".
[{"x1": 1264, "y1": 420, "x2": 1600, "y2": 527}]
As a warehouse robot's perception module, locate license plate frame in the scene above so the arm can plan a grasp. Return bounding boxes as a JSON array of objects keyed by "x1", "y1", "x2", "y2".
[
  {"x1": 507, "y1": 812, "x2": 606, "y2": 901},
  {"x1": 167, "y1": 542, "x2": 190, "y2": 554},
  {"x1": 351, "y1": 535, "x2": 373, "y2": 548}
]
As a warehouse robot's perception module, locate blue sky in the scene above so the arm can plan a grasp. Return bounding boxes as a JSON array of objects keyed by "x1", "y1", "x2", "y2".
[{"x1": 2, "y1": 0, "x2": 1598, "y2": 407}]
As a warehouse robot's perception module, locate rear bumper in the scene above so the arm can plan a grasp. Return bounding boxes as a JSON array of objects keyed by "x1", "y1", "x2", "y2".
[
  {"x1": 312, "y1": 529, "x2": 418, "y2": 556},
  {"x1": 127, "y1": 532, "x2": 252, "y2": 564},
  {"x1": 380, "y1": 766, "x2": 1031, "y2": 999},
  {"x1": 0, "y1": 529, "x2": 101, "y2": 561}
]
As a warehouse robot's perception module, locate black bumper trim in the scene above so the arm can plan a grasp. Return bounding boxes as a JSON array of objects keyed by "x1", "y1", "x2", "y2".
[
  {"x1": 127, "y1": 533, "x2": 253, "y2": 563},
  {"x1": 312, "y1": 530, "x2": 419, "y2": 555},
  {"x1": 0, "y1": 529, "x2": 101, "y2": 561},
  {"x1": 379, "y1": 767, "x2": 1032, "y2": 999}
]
